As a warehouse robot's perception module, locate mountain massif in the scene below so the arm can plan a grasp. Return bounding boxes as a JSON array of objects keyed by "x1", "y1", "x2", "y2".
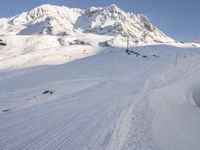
[{"x1": 0, "y1": 4, "x2": 174, "y2": 44}]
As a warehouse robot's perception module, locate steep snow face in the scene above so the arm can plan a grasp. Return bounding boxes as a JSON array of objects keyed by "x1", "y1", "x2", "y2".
[
  {"x1": 77, "y1": 4, "x2": 173, "y2": 43},
  {"x1": 0, "y1": 4, "x2": 174, "y2": 43},
  {"x1": 2, "y1": 4, "x2": 81, "y2": 35}
]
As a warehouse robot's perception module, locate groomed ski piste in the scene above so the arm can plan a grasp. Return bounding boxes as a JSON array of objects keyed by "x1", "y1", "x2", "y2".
[
  {"x1": 0, "y1": 4, "x2": 200, "y2": 150},
  {"x1": 1, "y1": 41, "x2": 200, "y2": 150}
]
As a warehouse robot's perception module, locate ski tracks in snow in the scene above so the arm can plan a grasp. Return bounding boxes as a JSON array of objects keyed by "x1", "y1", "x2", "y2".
[
  {"x1": 106, "y1": 77, "x2": 161, "y2": 150},
  {"x1": 106, "y1": 56, "x2": 200, "y2": 150},
  {"x1": 1, "y1": 54, "x2": 200, "y2": 150}
]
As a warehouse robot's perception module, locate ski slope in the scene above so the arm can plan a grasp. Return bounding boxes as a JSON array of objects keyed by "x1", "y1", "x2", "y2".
[{"x1": 1, "y1": 44, "x2": 200, "y2": 150}]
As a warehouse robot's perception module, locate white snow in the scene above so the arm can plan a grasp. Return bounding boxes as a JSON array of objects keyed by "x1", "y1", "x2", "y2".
[
  {"x1": 0, "y1": 3, "x2": 200, "y2": 150},
  {"x1": 0, "y1": 4, "x2": 174, "y2": 44},
  {"x1": 1, "y1": 43, "x2": 200, "y2": 150}
]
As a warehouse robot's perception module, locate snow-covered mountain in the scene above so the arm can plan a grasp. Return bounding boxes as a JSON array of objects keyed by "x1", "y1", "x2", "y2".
[
  {"x1": 0, "y1": 4, "x2": 174, "y2": 43},
  {"x1": 0, "y1": 4, "x2": 199, "y2": 70},
  {"x1": 1, "y1": 3, "x2": 200, "y2": 150},
  {"x1": 190, "y1": 38, "x2": 200, "y2": 44}
]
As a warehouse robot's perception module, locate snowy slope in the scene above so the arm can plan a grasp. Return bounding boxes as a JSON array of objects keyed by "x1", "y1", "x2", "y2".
[
  {"x1": 190, "y1": 38, "x2": 200, "y2": 44},
  {"x1": 1, "y1": 45, "x2": 200, "y2": 150},
  {"x1": 0, "y1": 33, "x2": 199, "y2": 70},
  {"x1": 1, "y1": 3, "x2": 200, "y2": 150},
  {"x1": 0, "y1": 4, "x2": 174, "y2": 44},
  {"x1": 0, "y1": 35, "x2": 105, "y2": 70},
  {"x1": 1, "y1": 3, "x2": 197, "y2": 71}
]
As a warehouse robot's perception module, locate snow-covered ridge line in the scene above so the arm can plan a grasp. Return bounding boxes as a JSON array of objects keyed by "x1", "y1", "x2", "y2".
[{"x1": 0, "y1": 4, "x2": 174, "y2": 44}]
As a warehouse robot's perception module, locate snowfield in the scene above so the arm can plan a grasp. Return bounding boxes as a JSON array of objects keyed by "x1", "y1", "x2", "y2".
[
  {"x1": 0, "y1": 42, "x2": 200, "y2": 150},
  {"x1": 1, "y1": 3, "x2": 200, "y2": 150}
]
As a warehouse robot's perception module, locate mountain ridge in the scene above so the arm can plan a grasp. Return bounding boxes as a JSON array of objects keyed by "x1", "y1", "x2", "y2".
[{"x1": 0, "y1": 4, "x2": 174, "y2": 44}]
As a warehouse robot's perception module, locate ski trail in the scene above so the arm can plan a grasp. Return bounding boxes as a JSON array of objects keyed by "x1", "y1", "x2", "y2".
[
  {"x1": 106, "y1": 56, "x2": 199, "y2": 150},
  {"x1": 106, "y1": 78, "x2": 156, "y2": 150},
  {"x1": 1, "y1": 49, "x2": 200, "y2": 150}
]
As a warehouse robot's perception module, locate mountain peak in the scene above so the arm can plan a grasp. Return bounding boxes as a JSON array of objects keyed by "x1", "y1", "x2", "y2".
[
  {"x1": 29, "y1": 4, "x2": 63, "y2": 15},
  {"x1": 33, "y1": 3, "x2": 55, "y2": 9},
  {"x1": 106, "y1": 4, "x2": 121, "y2": 12},
  {"x1": 103, "y1": 3, "x2": 125, "y2": 17},
  {"x1": 0, "y1": 4, "x2": 174, "y2": 43}
]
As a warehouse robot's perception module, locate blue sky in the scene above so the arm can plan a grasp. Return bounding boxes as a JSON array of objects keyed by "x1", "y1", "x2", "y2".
[{"x1": 0, "y1": 0, "x2": 199, "y2": 41}]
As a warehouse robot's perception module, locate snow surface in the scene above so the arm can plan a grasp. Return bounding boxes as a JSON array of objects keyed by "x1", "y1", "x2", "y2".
[
  {"x1": 190, "y1": 38, "x2": 200, "y2": 44},
  {"x1": 1, "y1": 3, "x2": 200, "y2": 150},
  {"x1": 1, "y1": 42, "x2": 200, "y2": 150}
]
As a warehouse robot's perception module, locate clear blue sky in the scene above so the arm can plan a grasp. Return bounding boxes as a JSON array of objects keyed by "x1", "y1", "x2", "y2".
[{"x1": 0, "y1": 0, "x2": 199, "y2": 41}]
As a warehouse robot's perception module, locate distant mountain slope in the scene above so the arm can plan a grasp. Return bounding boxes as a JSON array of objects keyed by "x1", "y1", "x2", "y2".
[
  {"x1": 0, "y1": 4, "x2": 174, "y2": 44},
  {"x1": 191, "y1": 39, "x2": 200, "y2": 43}
]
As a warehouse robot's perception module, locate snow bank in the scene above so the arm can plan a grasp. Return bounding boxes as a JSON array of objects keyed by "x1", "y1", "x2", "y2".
[{"x1": 149, "y1": 65, "x2": 200, "y2": 150}]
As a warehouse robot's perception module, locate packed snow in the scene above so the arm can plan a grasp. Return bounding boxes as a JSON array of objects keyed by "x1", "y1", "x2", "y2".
[{"x1": 0, "y1": 3, "x2": 200, "y2": 150}]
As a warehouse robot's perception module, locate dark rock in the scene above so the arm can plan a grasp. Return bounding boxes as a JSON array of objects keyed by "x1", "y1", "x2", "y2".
[
  {"x1": 99, "y1": 41, "x2": 112, "y2": 47},
  {"x1": 133, "y1": 52, "x2": 140, "y2": 55},
  {"x1": 69, "y1": 39, "x2": 87, "y2": 45},
  {"x1": 2, "y1": 109, "x2": 9, "y2": 112},
  {"x1": 0, "y1": 42, "x2": 6, "y2": 46},
  {"x1": 152, "y1": 54, "x2": 159, "y2": 58},
  {"x1": 42, "y1": 90, "x2": 53, "y2": 95}
]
